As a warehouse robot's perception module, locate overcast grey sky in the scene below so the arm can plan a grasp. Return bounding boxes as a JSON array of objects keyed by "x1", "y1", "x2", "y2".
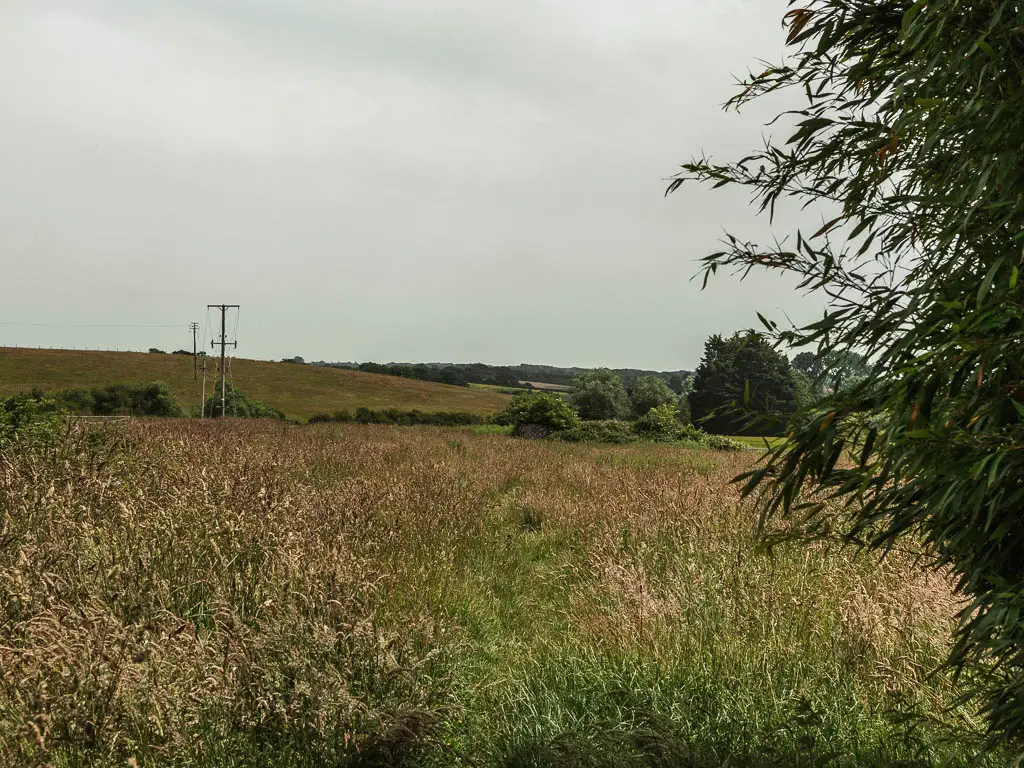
[{"x1": 0, "y1": 0, "x2": 822, "y2": 370}]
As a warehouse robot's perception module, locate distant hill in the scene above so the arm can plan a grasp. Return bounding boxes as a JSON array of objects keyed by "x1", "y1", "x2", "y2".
[
  {"x1": 312, "y1": 360, "x2": 692, "y2": 392},
  {"x1": 0, "y1": 348, "x2": 511, "y2": 421}
]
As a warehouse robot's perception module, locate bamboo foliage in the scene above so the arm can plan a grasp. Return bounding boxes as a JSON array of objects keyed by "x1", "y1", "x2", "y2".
[{"x1": 670, "y1": 0, "x2": 1024, "y2": 749}]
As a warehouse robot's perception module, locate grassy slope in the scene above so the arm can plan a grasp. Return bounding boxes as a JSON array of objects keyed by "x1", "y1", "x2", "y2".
[
  {"x1": 0, "y1": 347, "x2": 510, "y2": 420},
  {"x1": 0, "y1": 421, "x2": 996, "y2": 766}
]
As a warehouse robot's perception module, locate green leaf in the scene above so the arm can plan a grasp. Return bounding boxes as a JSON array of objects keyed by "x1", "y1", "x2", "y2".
[
  {"x1": 903, "y1": 430, "x2": 935, "y2": 439},
  {"x1": 977, "y1": 259, "x2": 1003, "y2": 306}
]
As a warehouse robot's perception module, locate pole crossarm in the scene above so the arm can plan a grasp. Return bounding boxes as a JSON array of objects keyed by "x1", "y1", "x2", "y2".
[{"x1": 206, "y1": 305, "x2": 239, "y2": 418}]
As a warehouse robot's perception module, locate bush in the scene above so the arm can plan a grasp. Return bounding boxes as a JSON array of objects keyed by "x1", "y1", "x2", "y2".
[
  {"x1": 677, "y1": 393, "x2": 692, "y2": 426},
  {"x1": 554, "y1": 420, "x2": 637, "y2": 445},
  {"x1": 552, "y1": 413, "x2": 742, "y2": 451},
  {"x1": 498, "y1": 392, "x2": 579, "y2": 432},
  {"x1": 34, "y1": 383, "x2": 182, "y2": 418},
  {"x1": 148, "y1": 348, "x2": 166, "y2": 354},
  {"x1": 634, "y1": 403, "x2": 683, "y2": 440},
  {"x1": 676, "y1": 424, "x2": 745, "y2": 452},
  {"x1": 205, "y1": 383, "x2": 283, "y2": 420},
  {"x1": 53, "y1": 388, "x2": 96, "y2": 415},
  {"x1": 631, "y1": 405, "x2": 744, "y2": 450},
  {"x1": 134, "y1": 382, "x2": 182, "y2": 417},
  {"x1": 0, "y1": 392, "x2": 65, "y2": 446}
]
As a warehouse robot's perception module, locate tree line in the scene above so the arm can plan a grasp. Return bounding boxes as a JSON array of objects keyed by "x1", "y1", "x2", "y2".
[
  {"x1": 560, "y1": 332, "x2": 869, "y2": 437},
  {"x1": 303, "y1": 359, "x2": 692, "y2": 393}
]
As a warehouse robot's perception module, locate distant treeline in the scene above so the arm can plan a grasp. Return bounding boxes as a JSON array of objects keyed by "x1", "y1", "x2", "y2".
[{"x1": 305, "y1": 360, "x2": 692, "y2": 392}]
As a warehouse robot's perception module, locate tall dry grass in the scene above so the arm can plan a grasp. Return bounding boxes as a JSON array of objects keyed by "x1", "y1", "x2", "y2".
[{"x1": 0, "y1": 420, "x2": 995, "y2": 766}]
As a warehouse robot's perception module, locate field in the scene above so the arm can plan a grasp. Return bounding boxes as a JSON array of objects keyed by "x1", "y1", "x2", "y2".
[
  {"x1": 468, "y1": 382, "x2": 532, "y2": 396},
  {"x1": 0, "y1": 348, "x2": 510, "y2": 420},
  {"x1": 0, "y1": 419, "x2": 996, "y2": 767},
  {"x1": 725, "y1": 435, "x2": 787, "y2": 450}
]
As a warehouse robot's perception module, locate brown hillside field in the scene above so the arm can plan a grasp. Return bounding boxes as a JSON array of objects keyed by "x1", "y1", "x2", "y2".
[
  {"x1": 0, "y1": 347, "x2": 510, "y2": 420},
  {"x1": 0, "y1": 419, "x2": 986, "y2": 766}
]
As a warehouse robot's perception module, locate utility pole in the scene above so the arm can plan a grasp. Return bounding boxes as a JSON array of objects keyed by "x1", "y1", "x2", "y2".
[
  {"x1": 189, "y1": 321, "x2": 200, "y2": 381},
  {"x1": 207, "y1": 304, "x2": 239, "y2": 417},
  {"x1": 200, "y1": 355, "x2": 208, "y2": 418}
]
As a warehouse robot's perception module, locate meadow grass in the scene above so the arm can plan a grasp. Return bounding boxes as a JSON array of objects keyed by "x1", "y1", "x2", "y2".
[
  {"x1": 463, "y1": 424, "x2": 516, "y2": 436},
  {"x1": 0, "y1": 421, "x2": 998, "y2": 766},
  {"x1": 0, "y1": 348, "x2": 510, "y2": 421},
  {"x1": 724, "y1": 435, "x2": 788, "y2": 450}
]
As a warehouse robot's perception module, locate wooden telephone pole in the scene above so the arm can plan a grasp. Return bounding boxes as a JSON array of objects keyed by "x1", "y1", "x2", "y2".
[{"x1": 189, "y1": 321, "x2": 200, "y2": 381}]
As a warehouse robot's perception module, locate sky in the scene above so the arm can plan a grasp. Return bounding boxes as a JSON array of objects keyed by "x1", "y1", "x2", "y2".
[{"x1": 0, "y1": 0, "x2": 824, "y2": 371}]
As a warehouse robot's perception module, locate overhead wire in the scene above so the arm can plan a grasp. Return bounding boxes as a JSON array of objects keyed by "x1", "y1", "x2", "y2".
[{"x1": 0, "y1": 321, "x2": 184, "y2": 328}]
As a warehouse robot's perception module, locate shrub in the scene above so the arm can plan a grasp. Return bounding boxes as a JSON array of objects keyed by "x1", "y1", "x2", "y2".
[
  {"x1": 634, "y1": 403, "x2": 683, "y2": 441},
  {"x1": 135, "y1": 382, "x2": 182, "y2": 417},
  {"x1": 30, "y1": 383, "x2": 183, "y2": 418},
  {"x1": 677, "y1": 393, "x2": 692, "y2": 426},
  {"x1": 205, "y1": 383, "x2": 283, "y2": 420},
  {"x1": 0, "y1": 392, "x2": 65, "y2": 446},
  {"x1": 91, "y1": 384, "x2": 134, "y2": 415},
  {"x1": 499, "y1": 392, "x2": 579, "y2": 432},
  {"x1": 631, "y1": 405, "x2": 744, "y2": 450},
  {"x1": 554, "y1": 420, "x2": 637, "y2": 445},
  {"x1": 677, "y1": 424, "x2": 745, "y2": 452},
  {"x1": 53, "y1": 388, "x2": 97, "y2": 415},
  {"x1": 148, "y1": 348, "x2": 166, "y2": 354}
]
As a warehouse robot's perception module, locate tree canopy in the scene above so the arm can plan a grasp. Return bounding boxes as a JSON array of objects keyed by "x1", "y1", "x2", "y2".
[
  {"x1": 792, "y1": 350, "x2": 871, "y2": 395},
  {"x1": 671, "y1": 0, "x2": 1024, "y2": 746},
  {"x1": 629, "y1": 375, "x2": 678, "y2": 417},
  {"x1": 570, "y1": 369, "x2": 630, "y2": 421},
  {"x1": 689, "y1": 332, "x2": 796, "y2": 436}
]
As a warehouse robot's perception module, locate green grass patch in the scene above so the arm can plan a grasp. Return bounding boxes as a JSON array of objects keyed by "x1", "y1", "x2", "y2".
[
  {"x1": 464, "y1": 423, "x2": 516, "y2": 436},
  {"x1": 728, "y1": 434, "x2": 787, "y2": 450}
]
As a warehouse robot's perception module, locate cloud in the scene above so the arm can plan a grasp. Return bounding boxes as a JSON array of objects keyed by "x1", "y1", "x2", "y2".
[{"x1": 0, "y1": 0, "x2": 817, "y2": 369}]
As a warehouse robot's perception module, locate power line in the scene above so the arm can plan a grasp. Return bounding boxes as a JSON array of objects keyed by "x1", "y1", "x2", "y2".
[{"x1": 0, "y1": 322, "x2": 184, "y2": 328}]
